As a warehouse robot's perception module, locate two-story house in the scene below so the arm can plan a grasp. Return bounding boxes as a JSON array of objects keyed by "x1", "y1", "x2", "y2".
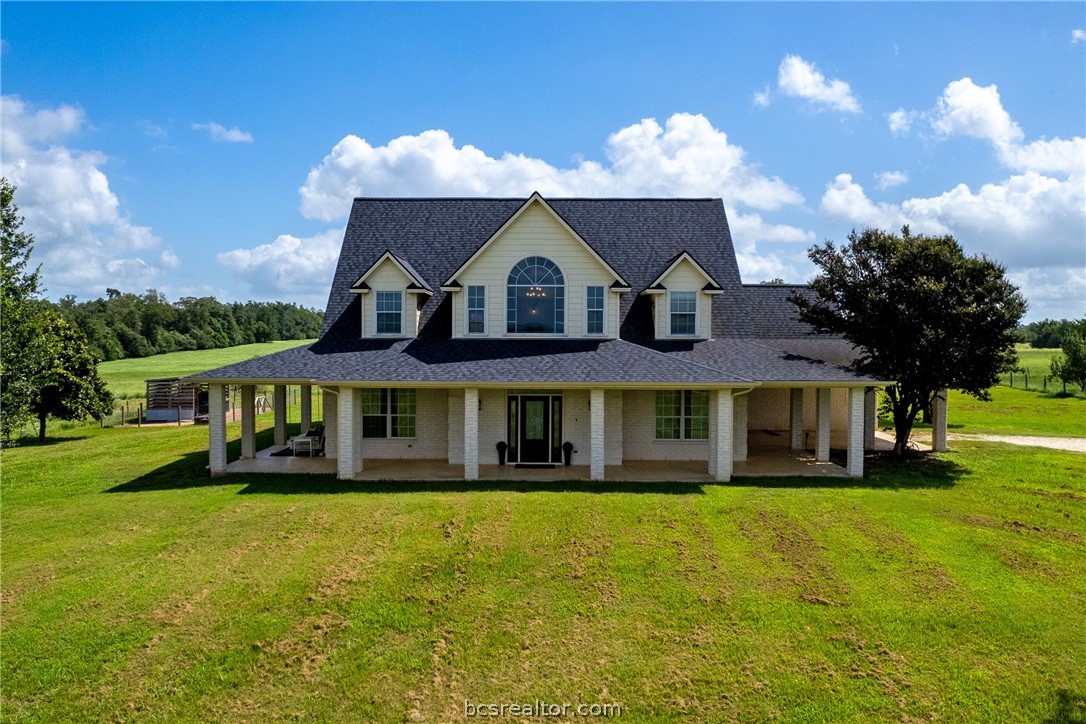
[{"x1": 190, "y1": 193, "x2": 890, "y2": 481}]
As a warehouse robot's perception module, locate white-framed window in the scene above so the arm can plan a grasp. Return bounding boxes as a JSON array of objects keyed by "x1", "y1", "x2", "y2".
[
  {"x1": 375, "y1": 291, "x2": 403, "y2": 335},
  {"x1": 361, "y1": 388, "x2": 416, "y2": 438},
  {"x1": 669, "y1": 291, "x2": 697, "y2": 336},
  {"x1": 655, "y1": 390, "x2": 709, "y2": 440},
  {"x1": 467, "y1": 285, "x2": 486, "y2": 335},
  {"x1": 586, "y1": 285, "x2": 605, "y2": 335}
]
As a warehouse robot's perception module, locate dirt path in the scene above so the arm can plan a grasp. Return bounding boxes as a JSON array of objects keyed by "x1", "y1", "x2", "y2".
[{"x1": 948, "y1": 433, "x2": 1086, "y2": 454}]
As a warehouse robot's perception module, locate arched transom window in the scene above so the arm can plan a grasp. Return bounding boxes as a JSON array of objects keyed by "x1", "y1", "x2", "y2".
[{"x1": 506, "y1": 256, "x2": 565, "y2": 334}]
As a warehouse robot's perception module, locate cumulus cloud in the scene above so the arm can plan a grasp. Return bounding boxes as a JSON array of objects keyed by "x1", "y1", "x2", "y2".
[
  {"x1": 299, "y1": 113, "x2": 807, "y2": 234},
  {"x1": 1073, "y1": 28, "x2": 1086, "y2": 43},
  {"x1": 217, "y1": 228, "x2": 344, "y2": 304},
  {"x1": 753, "y1": 85, "x2": 771, "y2": 108},
  {"x1": 192, "y1": 121, "x2": 253, "y2": 143},
  {"x1": 875, "y1": 171, "x2": 908, "y2": 190},
  {"x1": 930, "y1": 78, "x2": 1023, "y2": 146},
  {"x1": 888, "y1": 108, "x2": 918, "y2": 136},
  {"x1": 1, "y1": 95, "x2": 169, "y2": 298},
  {"x1": 775, "y1": 55, "x2": 861, "y2": 113}
]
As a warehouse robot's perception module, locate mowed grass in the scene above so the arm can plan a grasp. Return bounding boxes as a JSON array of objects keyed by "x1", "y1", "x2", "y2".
[
  {"x1": 97, "y1": 340, "x2": 314, "y2": 398},
  {"x1": 2, "y1": 419, "x2": 1085, "y2": 721},
  {"x1": 946, "y1": 386, "x2": 1086, "y2": 438}
]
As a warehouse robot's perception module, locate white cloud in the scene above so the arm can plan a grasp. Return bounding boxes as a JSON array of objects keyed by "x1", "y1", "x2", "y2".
[
  {"x1": 216, "y1": 228, "x2": 344, "y2": 304},
  {"x1": 299, "y1": 112, "x2": 807, "y2": 232},
  {"x1": 138, "y1": 119, "x2": 167, "y2": 138},
  {"x1": 887, "y1": 108, "x2": 918, "y2": 136},
  {"x1": 192, "y1": 121, "x2": 253, "y2": 143},
  {"x1": 1, "y1": 95, "x2": 169, "y2": 298},
  {"x1": 931, "y1": 77, "x2": 1023, "y2": 146},
  {"x1": 1072, "y1": 28, "x2": 1086, "y2": 43},
  {"x1": 875, "y1": 170, "x2": 908, "y2": 190},
  {"x1": 753, "y1": 85, "x2": 771, "y2": 108},
  {"x1": 776, "y1": 55, "x2": 861, "y2": 113}
]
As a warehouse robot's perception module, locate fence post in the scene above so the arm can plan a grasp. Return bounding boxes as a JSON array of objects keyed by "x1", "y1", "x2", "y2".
[
  {"x1": 138, "y1": 403, "x2": 142, "y2": 428},
  {"x1": 1024, "y1": 370, "x2": 1029, "y2": 389},
  {"x1": 177, "y1": 406, "x2": 182, "y2": 426}
]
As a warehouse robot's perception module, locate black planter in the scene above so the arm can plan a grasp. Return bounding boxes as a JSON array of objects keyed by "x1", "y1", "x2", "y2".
[
  {"x1": 496, "y1": 441, "x2": 508, "y2": 466},
  {"x1": 562, "y1": 441, "x2": 573, "y2": 466}
]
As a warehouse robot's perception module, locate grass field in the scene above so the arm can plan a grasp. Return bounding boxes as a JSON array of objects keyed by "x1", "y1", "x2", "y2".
[
  {"x1": 2, "y1": 414, "x2": 1085, "y2": 721},
  {"x1": 97, "y1": 340, "x2": 314, "y2": 398},
  {"x1": 1004, "y1": 344, "x2": 1083, "y2": 395}
]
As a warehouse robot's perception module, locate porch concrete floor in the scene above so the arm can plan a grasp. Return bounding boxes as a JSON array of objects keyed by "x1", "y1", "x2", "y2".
[{"x1": 222, "y1": 435, "x2": 858, "y2": 480}]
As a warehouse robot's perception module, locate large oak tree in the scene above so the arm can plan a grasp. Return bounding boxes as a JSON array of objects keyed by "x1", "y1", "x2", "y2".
[{"x1": 791, "y1": 227, "x2": 1026, "y2": 455}]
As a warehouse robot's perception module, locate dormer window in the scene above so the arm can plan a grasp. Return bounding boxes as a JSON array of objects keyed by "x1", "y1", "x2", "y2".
[
  {"x1": 507, "y1": 256, "x2": 565, "y2": 334},
  {"x1": 376, "y1": 291, "x2": 403, "y2": 335},
  {"x1": 669, "y1": 291, "x2": 697, "y2": 336}
]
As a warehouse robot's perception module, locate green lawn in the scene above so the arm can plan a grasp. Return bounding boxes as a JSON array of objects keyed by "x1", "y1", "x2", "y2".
[
  {"x1": 97, "y1": 340, "x2": 314, "y2": 398},
  {"x1": 2, "y1": 419, "x2": 1084, "y2": 721},
  {"x1": 945, "y1": 386, "x2": 1086, "y2": 438},
  {"x1": 1004, "y1": 344, "x2": 1082, "y2": 395}
]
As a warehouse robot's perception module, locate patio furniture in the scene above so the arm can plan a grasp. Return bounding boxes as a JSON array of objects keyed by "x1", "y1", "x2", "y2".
[{"x1": 291, "y1": 426, "x2": 325, "y2": 457}]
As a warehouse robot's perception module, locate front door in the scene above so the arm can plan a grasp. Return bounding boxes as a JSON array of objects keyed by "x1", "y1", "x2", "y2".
[{"x1": 518, "y1": 396, "x2": 550, "y2": 463}]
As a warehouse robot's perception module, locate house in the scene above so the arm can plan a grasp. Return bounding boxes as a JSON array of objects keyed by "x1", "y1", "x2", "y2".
[{"x1": 190, "y1": 193, "x2": 894, "y2": 481}]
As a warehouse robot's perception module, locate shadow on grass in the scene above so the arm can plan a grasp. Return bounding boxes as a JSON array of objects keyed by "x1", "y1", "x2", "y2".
[
  {"x1": 11, "y1": 434, "x2": 91, "y2": 447},
  {"x1": 1043, "y1": 688, "x2": 1085, "y2": 723},
  {"x1": 109, "y1": 443, "x2": 964, "y2": 495}
]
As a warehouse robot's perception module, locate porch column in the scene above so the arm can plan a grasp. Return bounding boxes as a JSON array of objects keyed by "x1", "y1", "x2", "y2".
[
  {"x1": 931, "y1": 389, "x2": 948, "y2": 452},
  {"x1": 847, "y1": 388, "x2": 865, "y2": 477},
  {"x1": 708, "y1": 390, "x2": 718, "y2": 478},
  {"x1": 864, "y1": 388, "x2": 877, "y2": 451},
  {"x1": 273, "y1": 384, "x2": 287, "y2": 446},
  {"x1": 815, "y1": 388, "x2": 831, "y2": 462},
  {"x1": 733, "y1": 392, "x2": 748, "y2": 462},
  {"x1": 208, "y1": 383, "x2": 227, "y2": 475},
  {"x1": 337, "y1": 387, "x2": 362, "y2": 479},
  {"x1": 464, "y1": 388, "x2": 479, "y2": 481},
  {"x1": 240, "y1": 384, "x2": 256, "y2": 458},
  {"x1": 713, "y1": 389, "x2": 734, "y2": 482},
  {"x1": 789, "y1": 389, "x2": 804, "y2": 450},
  {"x1": 300, "y1": 384, "x2": 313, "y2": 432},
  {"x1": 590, "y1": 388, "x2": 605, "y2": 481},
  {"x1": 323, "y1": 389, "x2": 338, "y2": 458}
]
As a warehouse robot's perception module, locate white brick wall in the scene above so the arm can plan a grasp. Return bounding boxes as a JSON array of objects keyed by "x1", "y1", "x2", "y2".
[
  {"x1": 605, "y1": 390, "x2": 623, "y2": 465},
  {"x1": 621, "y1": 390, "x2": 709, "y2": 461},
  {"x1": 749, "y1": 387, "x2": 850, "y2": 435},
  {"x1": 815, "y1": 388, "x2": 831, "y2": 462},
  {"x1": 359, "y1": 388, "x2": 449, "y2": 460},
  {"x1": 714, "y1": 390, "x2": 733, "y2": 481},
  {"x1": 564, "y1": 390, "x2": 589, "y2": 465},
  {"x1": 448, "y1": 390, "x2": 464, "y2": 465},
  {"x1": 590, "y1": 389, "x2": 605, "y2": 479},
  {"x1": 241, "y1": 385, "x2": 255, "y2": 459},
  {"x1": 273, "y1": 384, "x2": 287, "y2": 446},
  {"x1": 464, "y1": 388, "x2": 479, "y2": 480},
  {"x1": 733, "y1": 392, "x2": 748, "y2": 462},
  {"x1": 847, "y1": 387, "x2": 865, "y2": 477},
  {"x1": 323, "y1": 389, "x2": 338, "y2": 459}
]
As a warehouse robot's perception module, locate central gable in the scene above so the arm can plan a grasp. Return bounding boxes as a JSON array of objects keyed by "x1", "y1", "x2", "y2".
[{"x1": 442, "y1": 193, "x2": 627, "y2": 289}]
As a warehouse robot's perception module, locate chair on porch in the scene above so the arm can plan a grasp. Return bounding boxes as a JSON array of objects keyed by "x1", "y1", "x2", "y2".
[{"x1": 292, "y1": 425, "x2": 325, "y2": 457}]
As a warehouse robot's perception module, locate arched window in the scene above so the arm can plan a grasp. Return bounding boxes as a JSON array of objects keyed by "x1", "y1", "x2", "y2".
[{"x1": 506, "y1": 256, "x2": 565, "y2": 334}]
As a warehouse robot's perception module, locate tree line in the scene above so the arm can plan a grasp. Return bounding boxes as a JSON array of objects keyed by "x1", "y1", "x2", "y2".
[
  {"x1": 54, "y1": 290, "x2": 323, "y2": 362},
  {"x1": 1013, "y1": 318, "x2": 1086, "y2": 349}
]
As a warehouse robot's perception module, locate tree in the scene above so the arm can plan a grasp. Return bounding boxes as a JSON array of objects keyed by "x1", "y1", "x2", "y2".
[
  {"x1": 791, "y1": 227, "x2": 1026, "y2": 455},
  {"x1": 1, "y1": 178, "x2": 43, "y2": 445},
  {"x1": 26, "y1": 309, "x2": 114, "y2": 442},
  {"x1": 1050, "y1": 332, "x2": 1086, "y2": 395}
]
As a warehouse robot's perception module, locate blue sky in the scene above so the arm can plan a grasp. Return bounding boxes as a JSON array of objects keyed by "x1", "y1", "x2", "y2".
[{"x1": 2, "y1": 2, "x2": 1083, "y2": 321}]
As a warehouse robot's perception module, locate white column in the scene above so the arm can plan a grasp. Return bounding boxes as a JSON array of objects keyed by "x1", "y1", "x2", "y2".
[
  {"x1": 590, "y1": 388, "x2": 605, "y2": 480},
  {"x1": 300, "y1": 384, "x2": 312, "y2": 432},
  {"x1": 273, "y1": 384, "x2": 287, "y2": 446},
  {"x1": 337, "y1": 387, "x2": 361, "y2": 479},
  {"x1": 847, "y1": 388, "x2": 865, "y2": 477},
  {"x1": 789, "y1": 389, "x2": 804, "y2": 450},
  {"x1": 464, "y1": 388, "x2": 479, "y2": 480},
  {"x1": 208, "y1": 384, "x2": 227, "y2": 474},
  {"x1": 864, "y1": 388, "x2": 877, "y2": 451},
  {"x1": 815, "y1": 388, "x2": 831, "y2": 462},
  {"x1": 932, "y1": 389, "x2": 948, "y2": 452},
  {"x1": 323, "y1": 389, "x2": 338, "y2": 458},
  {"x1": 714, "y1": 389, "x2": 734, "y2": 482},
  {"x1": 240, "y1": 384, "x2": 256, "y2": 458},
  {"x1": 708, "y1": 390, "x2": 718, "y2": 478},
  {"x1": 732, "y1": 392, "x2": 748, "y2": 462}
]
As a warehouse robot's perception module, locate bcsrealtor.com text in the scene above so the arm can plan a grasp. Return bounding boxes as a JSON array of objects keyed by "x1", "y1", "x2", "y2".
[{"x1": 464, "y1": 700, "x2": 622, "y2": 717}]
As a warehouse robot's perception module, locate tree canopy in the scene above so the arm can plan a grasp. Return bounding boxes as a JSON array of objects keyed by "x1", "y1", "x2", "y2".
[
  {"x1": 791, "y1": 226, "x2": 1027, "y2": 455},
  {"x1": 1050, "y1": 332, "x2": 1086, "y2": 394}
]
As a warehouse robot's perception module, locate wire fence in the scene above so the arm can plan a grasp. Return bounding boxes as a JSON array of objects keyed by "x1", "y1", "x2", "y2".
[{"x1": 998, "y1": 368, "x2": 1083, "y2": 396}]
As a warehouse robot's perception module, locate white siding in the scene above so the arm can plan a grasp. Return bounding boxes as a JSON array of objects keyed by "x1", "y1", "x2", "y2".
[
  {"x1": 652, "y1": 258, "x2": 713, "y2": 340},
  {"x1": 622, "y1": 390, "x2": 709, "y2": 461},
  {"x1": 361, "y1": 260, "x2": 421, "y2": 338},
  {"x1": 452, "y1": 203, "x2": 618, "y2": 339}
]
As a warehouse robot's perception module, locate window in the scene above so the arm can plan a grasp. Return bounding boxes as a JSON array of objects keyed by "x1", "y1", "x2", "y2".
[
  {"x1": 375, "y1": 291, "x2": 403, "y2": 335},
  {"x1": 361, "y1": 388, "x2": 416, "y2": 438},
  {"x1": 669, "y1": 291, "x2": 697, "y2": 336},
  {"x1": 586, "y1": 285, "x2": 604, "y2": 335},
  {"x1": 467, "y1": 285, "x2": 486, "y2": 334},
  {"x1": 507, "y1": 256, "x2": 564, "y2": 334},
  {"x1": 655, "y1": 390, "x2": 709, "y2": 440}
]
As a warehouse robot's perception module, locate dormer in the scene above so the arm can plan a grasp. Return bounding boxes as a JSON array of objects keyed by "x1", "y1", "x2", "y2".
[
  {"x1": 350, "y1": 251, "x2": 433, "y2": 338},
  {"x1": 441, "y1": 193, "x2": 631, "y2": 339},
  {"x1": 640, "y1": 252, "x2": 723, "y2": 340}
]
